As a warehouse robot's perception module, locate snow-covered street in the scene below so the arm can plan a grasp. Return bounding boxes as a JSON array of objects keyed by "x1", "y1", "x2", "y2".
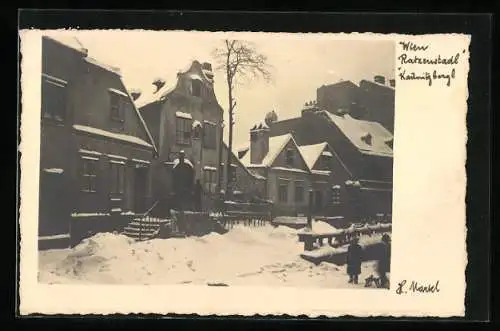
[{"x1": 39, "y1": 223, "x2": 385, "y2": 288}]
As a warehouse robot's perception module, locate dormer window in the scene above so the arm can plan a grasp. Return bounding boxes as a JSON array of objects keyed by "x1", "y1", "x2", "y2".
[
  {"x1": 285, "y1": 148, "x2": 294, "y2": 166},
  {"x1": 361, "y1": 132, "x2": 373, "y2": 145},
  {"x1": 41, "y1": 73, "x2": 67, "y2": 123}
]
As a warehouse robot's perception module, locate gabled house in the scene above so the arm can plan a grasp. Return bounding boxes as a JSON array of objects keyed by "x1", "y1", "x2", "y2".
[
  {"x1": 39, "y1": 35, "x2": 157, "y2": 249},
  {"x1": 240, "y1": 124, "x2": 313, "y2": 215},
  {"x1": 298, "y1": 142, "x2": 351, "y2": 215},
  {"x1": 135, "y1": 61, "x2": 224, "y2": 211},
  {"x1": 268, "y1": 101, "x2": 394, "y2": 220}
]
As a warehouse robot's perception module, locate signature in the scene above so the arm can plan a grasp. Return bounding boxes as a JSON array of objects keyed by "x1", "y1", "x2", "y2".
[{"x1": 395, "y1": 280, "x2": 441, "y2": 295}]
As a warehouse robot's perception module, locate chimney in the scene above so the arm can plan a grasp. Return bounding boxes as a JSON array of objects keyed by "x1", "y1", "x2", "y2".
[
  {"x1": 361, "y1": 132, "x2": 373, "y2": 145},
  {"x1": 250, "y1": 122, "x2": 270, "y2": 165},
  {"x1": 202, "y1": 62, "x2": 214, "y2": 80},
  {"x1": 202, "y1": 62, "x2": 212, "y2": 71},
  {"x1": 389, "y1": 79, "x2": 395, "y2": 87},
  {"x1": 374, "y1": 75, "x2": 386, "y2": 85},
  {"x1": 130, "y1": 89, "x2": 142, "y2": 101},
  {"x1": 152, "y1": 78, "x2": 166, "y2": 93}
]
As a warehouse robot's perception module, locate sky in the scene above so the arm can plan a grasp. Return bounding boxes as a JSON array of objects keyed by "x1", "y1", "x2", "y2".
[{"x1": 44, "y1": 30, "x2": 395, "y2": 148}]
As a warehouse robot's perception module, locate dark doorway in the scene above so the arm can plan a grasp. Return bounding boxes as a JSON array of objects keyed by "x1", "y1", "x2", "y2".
[
  {"x1": 134, "y1": 166, "x2": 149, "y2": 213},
  {"x1": 39, "y1": 171, "x2": 70, "y2": 237},
  {"x1": 172, "y1": 161, "x2": 195, "y2": 210}
]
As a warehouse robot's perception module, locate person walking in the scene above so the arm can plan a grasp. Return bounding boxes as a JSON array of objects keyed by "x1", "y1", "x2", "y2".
[
  {"x1": 346, "y1": 236, "x2": 363, "y2": 284},
  {"x1": 377, "y1": 233, "x2": 391, "y2": 288}
]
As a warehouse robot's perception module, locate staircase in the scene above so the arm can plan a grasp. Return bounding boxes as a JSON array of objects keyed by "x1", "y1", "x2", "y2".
[
  {"x1": 123, "y1": 216, "x2": 172, "y2": 241},
  {"x1": 122, "y1": 201, "x2": 173, "y2": 241}
]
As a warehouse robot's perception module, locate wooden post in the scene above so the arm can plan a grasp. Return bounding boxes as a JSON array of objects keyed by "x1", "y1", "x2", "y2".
[
  {"x1": 307, "y1": 189, "x2": 314, "y2": 230},
  {"x1": 304, "y1": 237, "x2": 314, "y2": 251}
]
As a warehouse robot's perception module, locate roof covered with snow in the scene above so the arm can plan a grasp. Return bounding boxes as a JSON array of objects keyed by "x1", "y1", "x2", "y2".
[
  {"x1": 318, "y1": 110, "x2": 393, "y2": 157},
  {"x1": 42, "y1": 34, "x2": 157, "y2": 154},
  {"x1": 240, "y1": 133, "x2": 296, "y2": 168},
  {"x1": 73, "y1": 125, "x2": 153, "y2": 149},
  {"x1": 43, "y1": 34, "x2": 88, "y2": 55},
  {"x1": 135, "y1": 60, "x2": 216, "y2": 109},
  {"x1": 222, "y1": 142, "x2": 266, "y2": 181},
  {"x1": 298, "y1": 142, "x2": 329, "y2": 171}
]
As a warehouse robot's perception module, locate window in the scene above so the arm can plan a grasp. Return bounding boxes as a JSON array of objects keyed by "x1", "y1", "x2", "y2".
[
  {"x1": 295, "y1": 183, "x2": 304, "y2": 203},
  {"x1": 318, "y1": 155, "x2": 332, "y2": 169},
  {"x1": 176, "y1": 117, "x2": 192, "y2": 145},
  {"x1": 42, "y1": 76, "x2": 66, "y2": 122},
  {"x1": 109, "y1": 93, "x2": 127, "y2": 130},
  {"x1": 81, "y1": 157, "x2": 98, "y2": 192},
  {"x1": 285, "y1": 149, "x2": 294, "y2": 166},
  {"x1": 110, "y1": 161, "x2": 125, "y2": 194},
  {"x1": 203, "y1": 122, "x2": 217, "y2": 149},
  {"x1": 230, "y1": 164, "x2": 237, "y2": 183},
  {"x1": 192, "y1": 79, "x2": 202, "y2": 97},
  {"x1": 278, "y1": 184, "x2": 288, "y2": 203},
  {"x1": 203, "y1": 168, "x2": 217, "y2": 193},
  {"x1": 332, "y1": 185, "x2": 341, "y2": 205}
]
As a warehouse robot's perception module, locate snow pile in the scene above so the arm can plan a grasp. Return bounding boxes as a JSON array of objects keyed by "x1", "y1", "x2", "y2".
[
  {"x1": 39, "y1": 225, "x2": 382, "y2": 288},
  {"x1": 311, "y1": 221, "x2": 340, "y2": 233}
]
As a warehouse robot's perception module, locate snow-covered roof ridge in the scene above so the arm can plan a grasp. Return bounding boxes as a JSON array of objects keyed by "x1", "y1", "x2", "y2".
[
  {"x1": 117, "y1": 77, "x2": 158, "y2": 155},
  {"x1": 73, "y1": 124, "x2": 153, "y2": 149},
  {"x1": 298, "y1": 142, "x2": 329, "y2": 171},
  {"x1": 135, "y1": 60, "x2": 213, "y2": 109},
  {"x1": 241, "y1": 133, "x2": 310, "y2": 174},
  {"x1": 43, "y1": 35, "x2": 88, "y2": 55},
  {"x1": 260, "y1": 133, "x2": 294, "y2": 167},
  {"x1": 222, "y1": 141, "x2": 265, "y2": 181},
  {"x1": 85, "y1": 57, "x2": 121, "y2": 76},
  {"x1": 317, "y1": 110, "x2": 393, "y2": 157}
]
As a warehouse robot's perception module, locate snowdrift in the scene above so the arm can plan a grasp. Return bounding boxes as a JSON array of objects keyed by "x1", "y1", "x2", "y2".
[{"x1": 38, "y1": 224, "x2": 380, "y2": 288}]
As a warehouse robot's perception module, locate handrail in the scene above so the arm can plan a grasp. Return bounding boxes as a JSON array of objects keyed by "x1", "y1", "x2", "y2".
[
  {"x1": 137, "y1": 200, "x2": 159, "y2": 241},
  {"x1": 139, "y1": 200, "x2": 160, "y2": 217}
]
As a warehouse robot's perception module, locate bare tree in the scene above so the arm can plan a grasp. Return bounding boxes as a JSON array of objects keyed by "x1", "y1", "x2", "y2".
[{"x1": 213, "y1": 40, "x2": 271, "y2": 197}]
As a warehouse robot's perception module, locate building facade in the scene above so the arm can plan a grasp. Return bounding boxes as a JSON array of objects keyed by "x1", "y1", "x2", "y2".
[
  {"x1": 316, "y1": 75, "x2": 395, "y2": 134},
  {"x1": 267, "y1": 101, "x2": 394, "y2": 220},
  {"x1": 136, "y1": 61, "x2": 224, "y2": 212},
  {"x1": 239, "y1": 125, "x2": 313, "y2": 216},
  {"x1": 39, "y1": 36, "x2": 157, "y2": 248}
]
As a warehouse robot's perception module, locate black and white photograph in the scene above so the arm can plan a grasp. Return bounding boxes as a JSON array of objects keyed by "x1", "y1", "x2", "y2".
[
  {"x1": 19, "y1": 27, "x2": 471, "y2": 317},
  {"x1": 36, "y1": 31, "x2": 394, "y2": 288}
]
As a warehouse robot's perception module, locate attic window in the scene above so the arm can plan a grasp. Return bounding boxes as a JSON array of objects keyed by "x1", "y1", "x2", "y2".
[
  {"x1": 192, "y1": 79, "x2": 202, "y2": 97},
  {"x1": 385, "y1": 138, "x2": 394, "y2": 149},
  {"x1": 361, "y1": 132, "x2": 373, "y2": 145},
  {"x1": 285, "y1": 148, "x2": 294, "y2": 166}
]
